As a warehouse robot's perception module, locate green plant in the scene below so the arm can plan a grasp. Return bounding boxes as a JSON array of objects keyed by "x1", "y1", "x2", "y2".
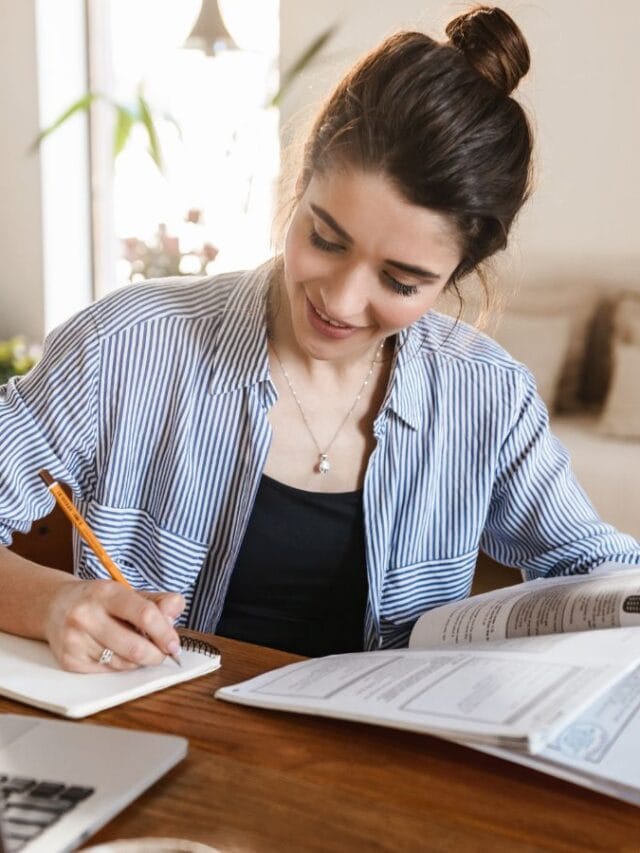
[
  {"x1": 0, "y1": 338, "x2": 41, "y2": 385},
  {"x1": 31, "y1": 25, "x2": 337, "y2": 171},
  {"x1": 32, "y1": 86, "x2": 179, "y2": 173},
  {"x1": 268, "y1": 24, "x2": 337, "y2": 108}
]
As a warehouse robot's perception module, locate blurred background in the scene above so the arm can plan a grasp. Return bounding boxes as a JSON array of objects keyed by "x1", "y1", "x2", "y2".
[{"x1": 1, "y1": 1, "x2": 639, "y2": 537}]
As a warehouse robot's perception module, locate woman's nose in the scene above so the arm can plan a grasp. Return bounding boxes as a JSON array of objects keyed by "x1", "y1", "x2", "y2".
[{"x1": 320, "y1": 264, "x2": 371, "y2": 322}]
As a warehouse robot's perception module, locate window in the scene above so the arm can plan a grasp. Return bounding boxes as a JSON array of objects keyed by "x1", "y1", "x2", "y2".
[{"x1": 88, "y1": 0, "x2": 280, "y2": 296}]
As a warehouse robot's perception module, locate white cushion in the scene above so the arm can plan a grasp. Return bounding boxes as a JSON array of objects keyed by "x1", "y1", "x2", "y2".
[
  {"x1": 613, "y1": 295, "x2": 640, "y2": 346},
  {"x1": 493, "y1": 312, "x2": 574, "y2": 410},
  {"x1": 552, "y1": 414, "x2": 640, "y2": 539},
  {"x1": 599, "y1": 341, "x2": 640, "y2": 440}
]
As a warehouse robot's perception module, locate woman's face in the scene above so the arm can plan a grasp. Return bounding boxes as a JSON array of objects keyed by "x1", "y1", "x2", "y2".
[{"x1": 282, "y1": 168, "x2": 463, "y2": 363}]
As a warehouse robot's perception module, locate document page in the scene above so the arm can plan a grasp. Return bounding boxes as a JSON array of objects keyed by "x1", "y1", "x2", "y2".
[
  {"x1": 473, "y1": 663, "x2": 640, "y2": 805},
  {"x1": 216, "y1": 627, "x2": 640, "y2": 752},
  {"x1": 409, "y1": 564, "x2": 640, "y2": 649}
]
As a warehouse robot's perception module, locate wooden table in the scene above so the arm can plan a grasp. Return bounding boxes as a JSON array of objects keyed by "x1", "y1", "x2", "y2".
[{"x1": 2, "y1": 635, "x2": 640, "y2": 852}]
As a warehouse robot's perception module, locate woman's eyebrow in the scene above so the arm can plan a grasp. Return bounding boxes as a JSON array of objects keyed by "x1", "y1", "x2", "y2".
[
  {"x1": 309, "y1": 202, "x2": 442, "y2": 281},
  {"x1": 310, "y1": 203, "x2": 353, "y2": 243},
  {"x1": 387, "y1": 260, "x2": 441, "y2": 280}
]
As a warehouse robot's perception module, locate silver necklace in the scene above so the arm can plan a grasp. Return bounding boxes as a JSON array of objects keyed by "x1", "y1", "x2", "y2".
[{"x1": 270, "y1": 339, "x2": 385, "y2": 475}]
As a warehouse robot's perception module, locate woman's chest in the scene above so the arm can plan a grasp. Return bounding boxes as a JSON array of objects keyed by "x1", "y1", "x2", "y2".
[
  {"x1": 264, "y1": 395, "x2": 377, "y2": 492},
  {"x1": 264, "y1": 353, "x2": 390, "y2": 493}
]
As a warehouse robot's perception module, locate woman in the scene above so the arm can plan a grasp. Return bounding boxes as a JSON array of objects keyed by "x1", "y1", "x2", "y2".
[{"x1": 1, "y1": 6, "x2": 638, "y2": 671}]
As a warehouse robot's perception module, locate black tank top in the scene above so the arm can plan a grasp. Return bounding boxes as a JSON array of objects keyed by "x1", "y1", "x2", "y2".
[{"x1": 216, "y1": 474, "x2": 367, "y2": 656}]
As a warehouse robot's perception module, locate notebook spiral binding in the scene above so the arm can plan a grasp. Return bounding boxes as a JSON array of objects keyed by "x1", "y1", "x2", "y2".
[{"x1": 179, "y1": 635, "x2": 221, "y2": 658}]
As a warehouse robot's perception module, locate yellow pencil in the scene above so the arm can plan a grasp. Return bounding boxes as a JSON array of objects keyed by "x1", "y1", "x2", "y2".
[{"x1": 38, "y1": 468, "x2": 181, "y2": 666}]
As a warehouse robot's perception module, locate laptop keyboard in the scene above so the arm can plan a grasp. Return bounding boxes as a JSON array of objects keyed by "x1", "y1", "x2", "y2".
[{"x1": 0, "y1": 774, "x2": 94, "y2": 851}]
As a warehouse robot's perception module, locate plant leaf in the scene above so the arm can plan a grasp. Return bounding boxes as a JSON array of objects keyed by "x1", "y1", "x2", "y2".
[
  {"x1": 162, "y1": 111, "x2": 183, "y2": 141},
  {"x1": 137, "y1": 92, "x2": 163, "y2": 172},
  {"x1": 30, "y1": 92, "x2": 100, "y2": 152},
  {"x1": 269, "y1": 24, "x2": 338, "y2": 108},
  {"x1": 113, "y1": 105, "x2": 136, "y2": 159}
]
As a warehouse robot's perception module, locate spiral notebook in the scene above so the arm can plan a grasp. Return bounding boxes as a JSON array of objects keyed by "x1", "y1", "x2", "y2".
[{"x1": 0, "y1": 631, "x2": 221, "y2": 718}]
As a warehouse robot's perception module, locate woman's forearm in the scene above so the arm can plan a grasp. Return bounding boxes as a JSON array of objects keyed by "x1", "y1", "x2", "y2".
[{"x1": 0, "y1": 546, "x2": 78, "y2": 639}]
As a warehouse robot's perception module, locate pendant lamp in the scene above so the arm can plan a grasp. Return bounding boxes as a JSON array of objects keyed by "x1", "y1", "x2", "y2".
[{"x1": 183, "y1": 0, "x2": 238, "y2": 55}]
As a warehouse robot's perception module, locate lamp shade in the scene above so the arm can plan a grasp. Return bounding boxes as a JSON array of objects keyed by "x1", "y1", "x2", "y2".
[{"x1": 183, "y1": 0, "x2": 238, "y2": 55}]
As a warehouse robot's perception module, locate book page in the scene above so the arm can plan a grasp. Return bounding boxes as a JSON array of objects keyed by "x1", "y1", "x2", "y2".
[
  {"x1": 409, "y1": 563, "x2": 640, "y2": 650},
  {"x1": 216, "y1": 627, "x2": 640, "y2": 752},
  {"x1": 471, "y1": 663, "x2": 640, "y2": 806}
]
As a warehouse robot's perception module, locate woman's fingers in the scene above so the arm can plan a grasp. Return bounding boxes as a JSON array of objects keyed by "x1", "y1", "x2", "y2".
[
  {"x1": 93, "y1": 612, "x2": 171, "y2": 667},
  {"x1": 45, "y1": 579, "x2": 185, "y2": 672},
  {"x1": 101, "y1": 585, "x2": 180, "y2": 666},
  {"x1": 51, "y1": 622, "x2": 138, "y2": 673},
  {"x1": 68, "y1": 632, "x2": 141, "y2": 673},
  {"x1": 141, "y1": 590, "x2": 186, "y2": 626}
]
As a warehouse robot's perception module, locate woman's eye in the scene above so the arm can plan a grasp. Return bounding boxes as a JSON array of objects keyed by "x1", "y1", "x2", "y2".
[
  {"x1": 383, "y1": 272, "x2": 418, "y2": 297},
  {"x1": 309, "y1": 228, "x2": 344, "y2": 253},
  {"x1": 308, "y1": 229, "x2": 418, "y2": 296}
]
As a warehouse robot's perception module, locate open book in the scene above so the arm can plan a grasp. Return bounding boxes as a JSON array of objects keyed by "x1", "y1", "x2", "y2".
[
  {"x1": 467, "y1": 659, "x2": 640, "y2": 807},
  {"x1": 216, "y1": 563, "x2": 640, "y2": 755},
  {"x1": 0, "y1": 632, "x2": 221, "y2": 718}
]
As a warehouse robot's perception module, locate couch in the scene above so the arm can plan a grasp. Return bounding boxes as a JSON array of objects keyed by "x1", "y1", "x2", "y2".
[
  {"x1": 452, "y1": 278, "x2": 640, "y2": 594},
  {"x1": 490, "y1": 280, "x2": 640, "y2": 543}
]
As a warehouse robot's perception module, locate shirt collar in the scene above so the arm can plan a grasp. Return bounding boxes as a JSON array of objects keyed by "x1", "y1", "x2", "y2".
[
  {"x1": 209, "y1": 267, "x2": 454, "y2": 431},
  {"x1": 208, "y1": 262, "x2": 273, "y2": 396},
  {"x1": 381, "y1": 313, "x2": 452, "y2": 431}
]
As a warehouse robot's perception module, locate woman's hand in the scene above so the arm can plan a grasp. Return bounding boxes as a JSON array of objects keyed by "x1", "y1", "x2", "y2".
[{"x1": 43, "y1": 578, "x2": 185, "y2": 672}]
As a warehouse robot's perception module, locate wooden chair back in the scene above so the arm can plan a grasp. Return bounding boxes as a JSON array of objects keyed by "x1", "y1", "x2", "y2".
[{"x1": 8, "y1": 484, "x2": 74, "y2": 573}]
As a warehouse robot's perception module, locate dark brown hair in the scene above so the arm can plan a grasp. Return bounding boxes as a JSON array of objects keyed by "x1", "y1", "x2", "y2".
[{"x1": 295, "y1": 5, "x2": 533, "y2": 293}]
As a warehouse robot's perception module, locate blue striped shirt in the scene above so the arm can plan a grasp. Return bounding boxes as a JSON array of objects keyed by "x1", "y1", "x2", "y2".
[{"x1": 1, "y1": 263, "x2": 639, "y2": 649}]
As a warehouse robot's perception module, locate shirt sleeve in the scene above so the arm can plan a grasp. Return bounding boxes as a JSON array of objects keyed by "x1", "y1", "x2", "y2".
[
  {"x1": 480, "y1": 367, "x2": 640, "y2": 577},
  {"x1": 0, "y1": 307, "x2": 100, "y2": 546}
]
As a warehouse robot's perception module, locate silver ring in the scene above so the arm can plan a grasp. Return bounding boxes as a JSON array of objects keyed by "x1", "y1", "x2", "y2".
[{"x1": 99, "y1": 647, "x2": 114, "y2": 665}]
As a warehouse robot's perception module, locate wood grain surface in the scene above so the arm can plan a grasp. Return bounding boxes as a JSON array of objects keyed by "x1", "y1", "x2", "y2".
[{"x1": 2, "y1": 634, "x2": 638, "y2": 852}]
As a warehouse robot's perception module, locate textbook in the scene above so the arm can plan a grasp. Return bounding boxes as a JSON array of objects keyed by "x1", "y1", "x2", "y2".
[
  {"x1": 216, "y1": 563, "x2": 640, "y2": 754},
  {"x1": 0, "y1": 632, "x2": 221, "y2": 718},
  {"x1": 463, "y1": 660, "x2": 640, "y2": 806}
]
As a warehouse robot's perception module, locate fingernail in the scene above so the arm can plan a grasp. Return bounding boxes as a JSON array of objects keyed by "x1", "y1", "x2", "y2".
[{"x1": 167, "y1": 640, "x2": 181, "y2": 656}]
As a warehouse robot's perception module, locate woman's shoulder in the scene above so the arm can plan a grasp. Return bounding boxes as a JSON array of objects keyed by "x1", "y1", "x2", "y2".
[
  {"x1": 401, "y1": 311, "x2": 541, "y2": 420},
  {"x1": 87, "y1": 269, "x2": 253, "y2": 340},
  {"x1": 416, "y1": 310, "x2": 530, "y2": 378}
]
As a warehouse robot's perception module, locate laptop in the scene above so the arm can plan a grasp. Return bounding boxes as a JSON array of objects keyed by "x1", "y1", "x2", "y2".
[{"x1": 0, "y1": 714, "x2": 187, "y2": 852}]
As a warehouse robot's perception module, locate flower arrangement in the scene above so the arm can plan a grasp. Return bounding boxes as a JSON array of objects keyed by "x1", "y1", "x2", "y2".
[
  {"x1": 0, "y1": 337, "x2": 41, "y2": 385},
  {"x1": 122, "y1": 209, "x2": 219, "y2": 282}
]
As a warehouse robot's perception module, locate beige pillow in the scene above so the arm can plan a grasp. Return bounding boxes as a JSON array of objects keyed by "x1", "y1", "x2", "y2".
[
  {"x1": 599, "y1": 341, "x2": 640, "y2": 439},
  {"x1": 493, "y1": 312, "x2": 574, "y2": 410},
  {"x1": 613, "y1": 295, "x2": 640, "y2": 346}
]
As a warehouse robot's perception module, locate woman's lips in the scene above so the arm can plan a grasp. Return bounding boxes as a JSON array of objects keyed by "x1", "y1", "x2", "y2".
[{"x1": 305, "y1": 298, "x2": 360, "y2": 339}]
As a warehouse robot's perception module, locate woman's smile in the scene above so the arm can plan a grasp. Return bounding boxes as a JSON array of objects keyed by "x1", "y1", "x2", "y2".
[{"x1": 306, "y1": 297, "x2": 365, "y2": 339}]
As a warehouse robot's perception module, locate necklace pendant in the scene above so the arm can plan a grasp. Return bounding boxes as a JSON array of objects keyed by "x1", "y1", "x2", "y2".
[{"x1": 318, "y1": 454, "x2": 331, "y2": 474}]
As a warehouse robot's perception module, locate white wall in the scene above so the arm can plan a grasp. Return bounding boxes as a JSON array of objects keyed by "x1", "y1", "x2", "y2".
[
  {"x1": 0, "y1": 0, "x2": 91, "y2": 343},
  {"x1": 0, "y1": 0, "x2": 45, "y2": 341},
  {"x1": 35, "y1": 0, "x2": 93, "y2": 334},
  {"x1": 279, "y1": 0, "x2": 640, "y2": 290}
]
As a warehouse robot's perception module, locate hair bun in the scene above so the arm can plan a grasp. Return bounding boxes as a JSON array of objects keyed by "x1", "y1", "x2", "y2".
[{"x1": 445, "y1": 5, "x2": 530, "y2": 96}]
